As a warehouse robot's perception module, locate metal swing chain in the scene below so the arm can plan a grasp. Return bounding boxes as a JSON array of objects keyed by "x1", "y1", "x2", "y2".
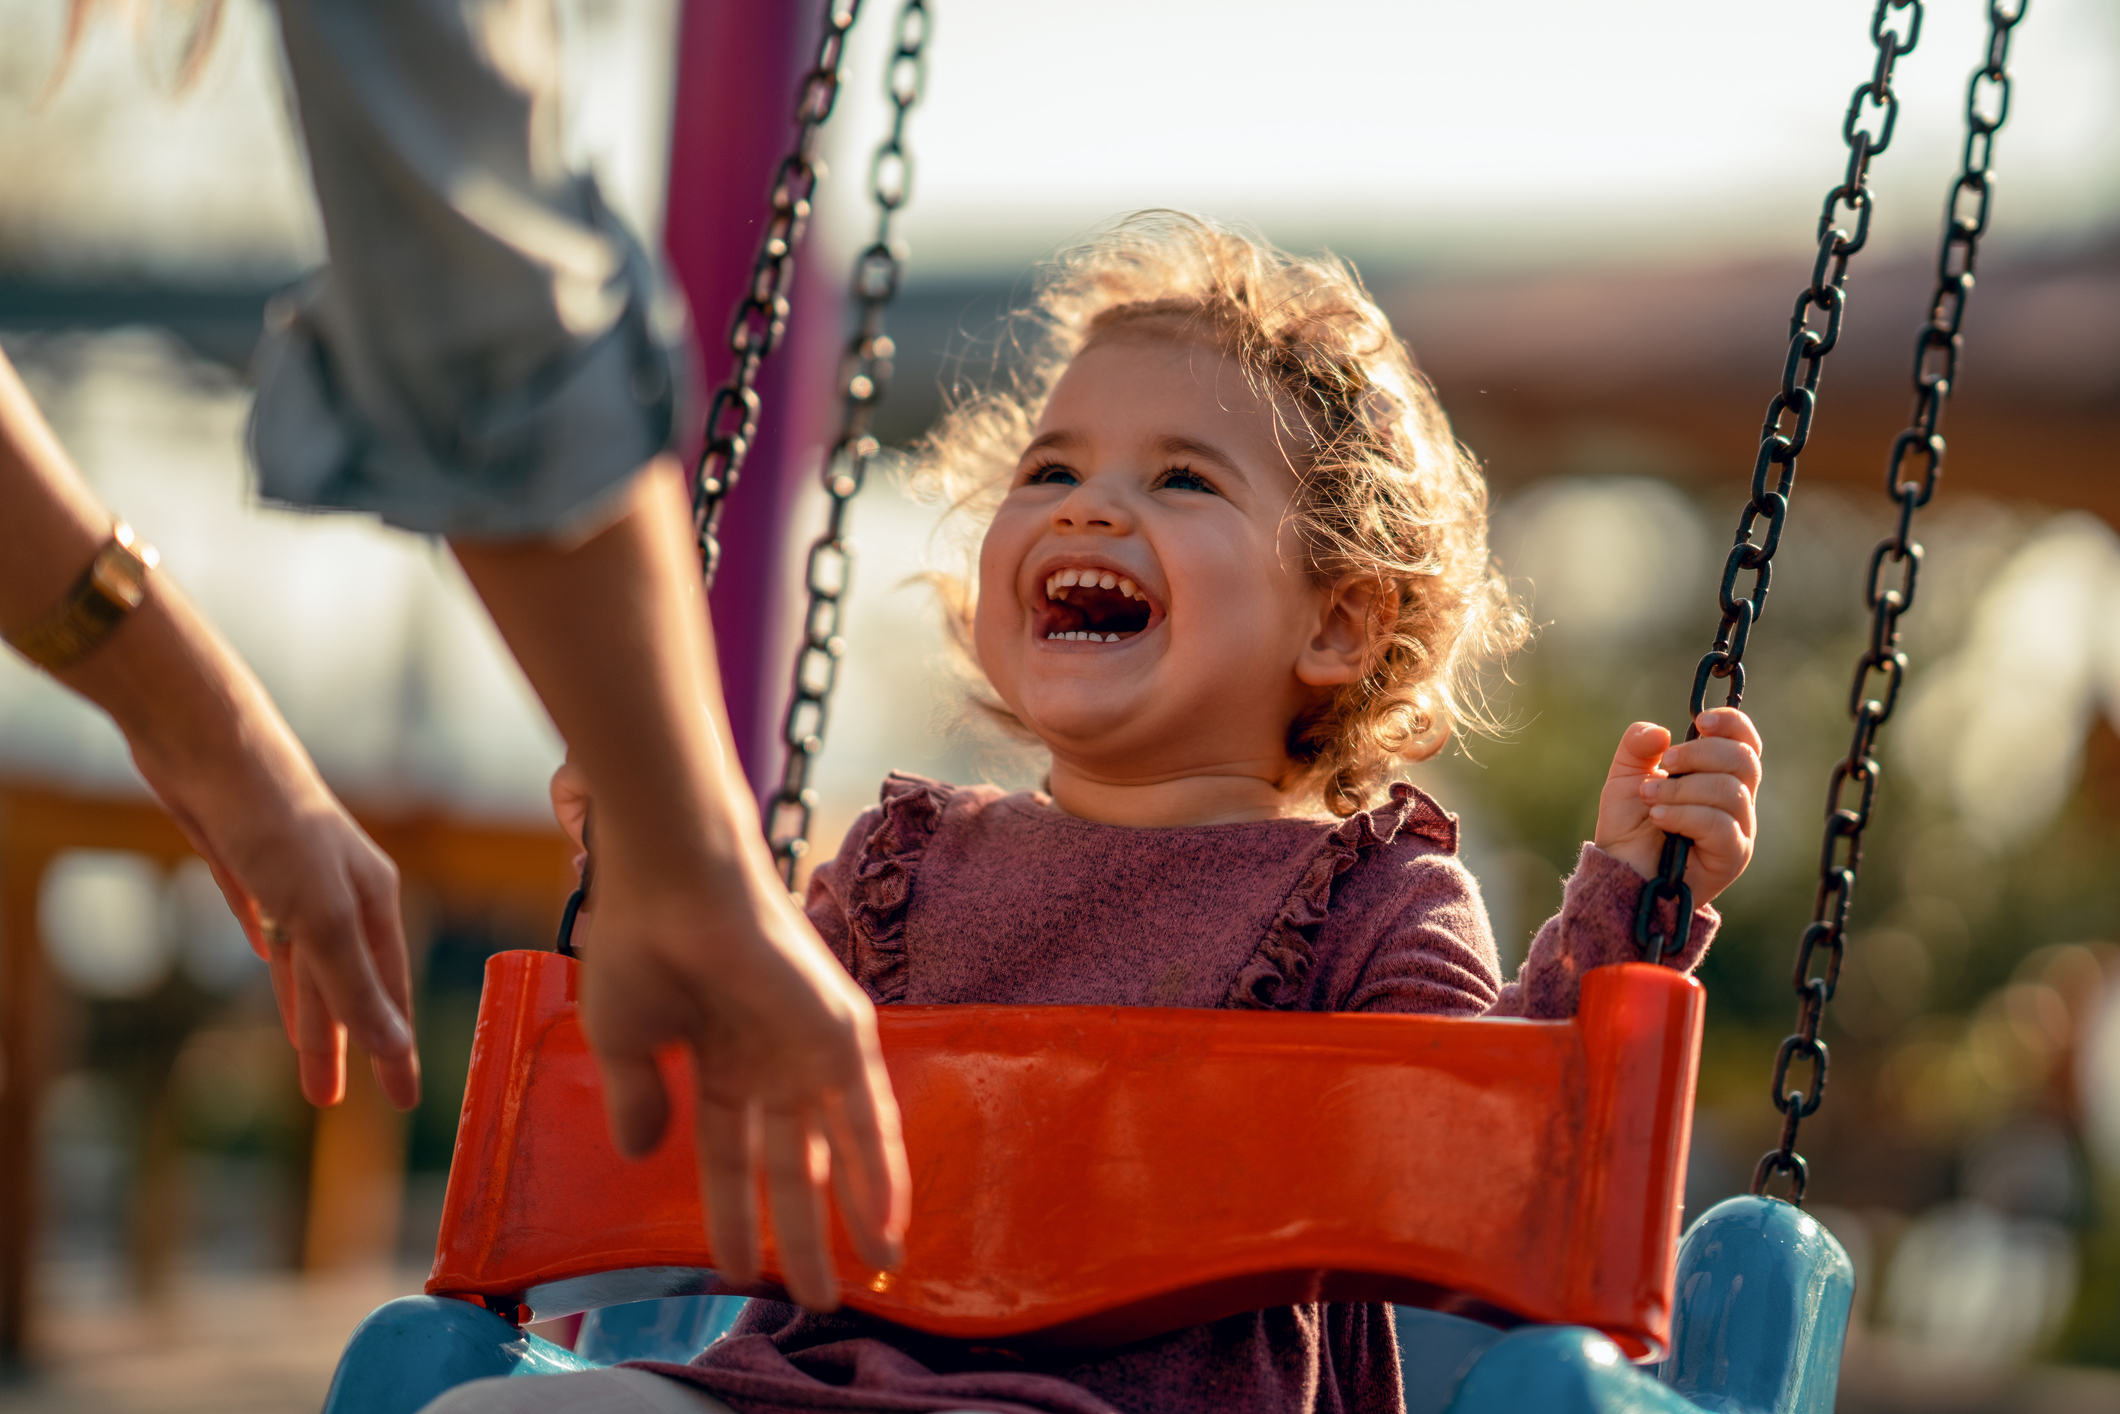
[
  {"x1": 559, "y1": 1, "x2": 867, "y2": 956},
  {"x1": 765, "y1": 0, "x2": 930, "y2": 887},
  {"x1": 1634, "y1": 0, "x2": 1925, "y2": 964},
  {"x1": 1753, "y1": 0, "x2": 2027, "y2": 1207},
  {"x1": 690, "y1": 0, "x2": 865, "y2": 584}
]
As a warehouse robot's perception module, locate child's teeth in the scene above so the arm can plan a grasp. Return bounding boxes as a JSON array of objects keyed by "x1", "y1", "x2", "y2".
[
  {"x1": 1060, "y1": 569, "x2": 1080, "y2": 587},
  {"x1": 1097, "y1": 572, "x2": 1117, "y2": 590},
  {"x1": 1119, "y1": 579, "x2": 1136, "y2": 598}
]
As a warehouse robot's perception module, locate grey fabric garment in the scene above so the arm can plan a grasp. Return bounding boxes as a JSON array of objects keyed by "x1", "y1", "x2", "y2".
[
  {"x1": 416, "y1": 1367, "x2": 992, "y2": 1414},
  {"x1": 252, "y1": 0, "x2": 679, "y2": 539},
  {"x1": 420, "y1": 1368, "x2": 737, "y2": 1414}
]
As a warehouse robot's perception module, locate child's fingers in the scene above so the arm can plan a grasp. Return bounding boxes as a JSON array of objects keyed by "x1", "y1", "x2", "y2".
[
  {"x1": 1644, "y1": 802, "x2": 1749, "y2": 861},
  {"x1": 1641, "y1": 772, "x2": 1755, "y2": 836},
  {"x1": 1659, "y1": 735, "x2": 1762, "y2": 791},
  {"x1": 1693, "y1": 707, "x2": 1763, "y2": 755},
  {"x1": 1607, "y1": 721, "x2": 1673, "y2": 782}
]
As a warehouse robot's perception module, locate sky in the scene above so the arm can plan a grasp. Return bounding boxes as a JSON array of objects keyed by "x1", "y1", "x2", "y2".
[
  {"x1": 836, "y1": 0, "x2": 2120, "y2": 271},
  {"x1": 0, "y1": 0, "x2": 2115, "y2": 281}
]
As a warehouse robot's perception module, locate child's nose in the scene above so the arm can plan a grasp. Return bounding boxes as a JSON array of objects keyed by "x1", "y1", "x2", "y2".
[{"x1": 1051, "y1": 479, "x2": 1131, "y2": 532}]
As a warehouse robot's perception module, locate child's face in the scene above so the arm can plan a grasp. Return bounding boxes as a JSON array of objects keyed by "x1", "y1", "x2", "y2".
[{"x1": 975, "y1": 330, "x2": 1353, "y2": 789}]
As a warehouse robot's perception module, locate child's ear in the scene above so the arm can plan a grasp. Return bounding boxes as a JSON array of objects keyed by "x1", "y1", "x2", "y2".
[{"x1": 1296, "y1": 575, "x2": 1393, "y2": 687}]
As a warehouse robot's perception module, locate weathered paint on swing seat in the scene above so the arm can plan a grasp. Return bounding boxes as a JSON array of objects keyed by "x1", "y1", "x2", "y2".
[{"x1": 425, "y1": 949, "x2": 1703, "y2": 1359}]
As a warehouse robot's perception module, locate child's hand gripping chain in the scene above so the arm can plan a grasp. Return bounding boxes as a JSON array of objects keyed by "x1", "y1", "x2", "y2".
[{"x1": 1595, "y1": 708, "x2": 1764, "y2": 909}]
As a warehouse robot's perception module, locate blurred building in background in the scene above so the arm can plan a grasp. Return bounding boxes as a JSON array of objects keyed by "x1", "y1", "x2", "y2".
[{"x1": 1, "y1": 1, "x2": 2119, "y2": 1410}]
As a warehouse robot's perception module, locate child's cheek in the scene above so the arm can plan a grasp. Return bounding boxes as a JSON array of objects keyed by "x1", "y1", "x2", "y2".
[
  {"x1": 970, "y1": 524, "x2": 1021, "y2": 693},
  {"x1": 973, "y1": 517, "x2": 1017, "y2": 617}
]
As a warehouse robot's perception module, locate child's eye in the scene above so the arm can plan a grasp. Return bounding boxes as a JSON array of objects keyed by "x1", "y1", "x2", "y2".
[
  {"x1": 1022, "y1": 462, "x2": 1079, "y2": 488},
  {"x1": 1155, "y1": 466, "x2": 1218, "y2": 495}
]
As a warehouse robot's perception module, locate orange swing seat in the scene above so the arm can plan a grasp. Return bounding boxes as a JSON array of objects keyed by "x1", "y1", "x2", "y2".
[{"x1": 425, "y1": 948, "x2": 1703, "y2": 1360}]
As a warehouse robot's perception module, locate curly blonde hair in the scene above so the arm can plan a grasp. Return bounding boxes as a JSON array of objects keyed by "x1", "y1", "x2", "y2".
[{"x1": 913, "y1": 212, "x2": 1528, "y2": 816}]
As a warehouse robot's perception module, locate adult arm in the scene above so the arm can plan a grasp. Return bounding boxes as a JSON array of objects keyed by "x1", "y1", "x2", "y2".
[
  {"x1": 0, "y1": 348, "x2": 417, "y2": 1109},
  {"x1": 255, "y1": 0, "x2": 909, "y2": 1304},
  {"x1": 452, "y1": 463, "x2": 908, "y2": 1309}
]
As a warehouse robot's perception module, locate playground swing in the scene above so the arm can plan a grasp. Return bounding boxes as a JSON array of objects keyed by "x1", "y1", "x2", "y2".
[{"x1": 322, "y1": 2, "x2": 2028, "y2": 1411}]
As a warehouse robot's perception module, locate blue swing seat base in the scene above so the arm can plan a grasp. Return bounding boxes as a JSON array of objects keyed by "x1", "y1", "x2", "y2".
[
  {"x1": 325, "y1": 1195, "x2": 1852, "y2": 1414},
  {"x1": 324, "y1": 1297, "x2": 590, "y2": 1414}
]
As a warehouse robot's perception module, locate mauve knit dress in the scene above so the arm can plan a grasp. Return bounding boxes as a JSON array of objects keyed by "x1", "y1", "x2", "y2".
[{"x1": 640, "y1": 774, "x2": 1715, "y2": 1414}]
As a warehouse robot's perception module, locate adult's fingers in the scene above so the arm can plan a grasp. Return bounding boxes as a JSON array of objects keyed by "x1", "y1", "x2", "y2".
[
  {"x1": 295, "y1": 889, "x2": 415, "y2": 1079},
  {"x1": 198, "y1": 852, "x2": 271, "y2": 962},
  {"x1": 550, "y1": 762, "x2": 592, "y2": 853},
  {"x1": 595, "y1": 1044, "x2": 674, "y2": 1159},
  {"x1": 353, "y1": 855, "x2": 421, "y2": 1110},
  {"x1": 294, "y1": 953, "x2": 350, "y2": 1107},
  {"x1": 260, "y1": 921, "x2": 299, "y2": 1041},
  {"x1": 697, "y1": 1096, "x2": 762, "y2": 1287},
  {"x1": 262, "y1": 943, "x2": 343, "y2": 1112},
  {"x1": 762, "y1": 1108, "x2": 837, "y2": 1311},
  {"x1": 822, "y1": 1069, "x2": 909, "y2": 1273}
]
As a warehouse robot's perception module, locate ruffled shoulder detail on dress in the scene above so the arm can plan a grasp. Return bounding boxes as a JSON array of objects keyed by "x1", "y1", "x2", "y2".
[
  {"x1": 843, "y1": 772, "x2": 952, "y2": 1003},
  {"x1": 1223, "y1": 782, "x2": 1458, "y2": 1010}
]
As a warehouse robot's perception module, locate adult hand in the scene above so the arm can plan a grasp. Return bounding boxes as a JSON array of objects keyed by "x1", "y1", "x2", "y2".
[
  {"x1": 111, "y1": 591, "x2": 420, "y2": 1111},
  {"x1": 1, "y1": 345, "x2": 418, "y2": 1112},
  {"x1": 458, "y1": 467, "x2": 908, "y2": 1312},
  {"x1": 549, "y1": 761, "x2": 905, "y2": 1310},
  {"x1": 1594, "y1": 706, "x2": 1763, "y2": 907}
]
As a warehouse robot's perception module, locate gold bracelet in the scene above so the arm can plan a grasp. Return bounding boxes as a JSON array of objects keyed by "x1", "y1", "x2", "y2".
[{"x1": 3, "y1": 521, "x2": 160, "y2": 673}]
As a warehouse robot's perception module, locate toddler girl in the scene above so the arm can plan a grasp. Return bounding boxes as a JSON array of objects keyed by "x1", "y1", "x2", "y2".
[{"x1": 523, "y1": 212, "x2": 1762, "y2": 1414}]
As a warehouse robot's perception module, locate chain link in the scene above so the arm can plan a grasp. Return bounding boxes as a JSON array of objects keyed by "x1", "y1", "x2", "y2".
[
  {"x1": 557, "y1": 2, "x2": 874, "y2": 954},
  {"x1": 690, "y1": 0, "x2": 865, "y2": 584},
  {"x1": 764, "y1": 0, "x2": 929, "y2": 887},
  {"x1": 1752, "y1": 0, "x2": 2025, "y2": 1206},
  {"x1": 1635, "y1": 0, "x2": 1925, "y2": 965}
]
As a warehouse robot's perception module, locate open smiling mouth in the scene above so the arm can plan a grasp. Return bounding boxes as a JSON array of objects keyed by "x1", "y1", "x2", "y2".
[{"x1": 1040, "y1": 568, "x2": 1156, "y2": 643}]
